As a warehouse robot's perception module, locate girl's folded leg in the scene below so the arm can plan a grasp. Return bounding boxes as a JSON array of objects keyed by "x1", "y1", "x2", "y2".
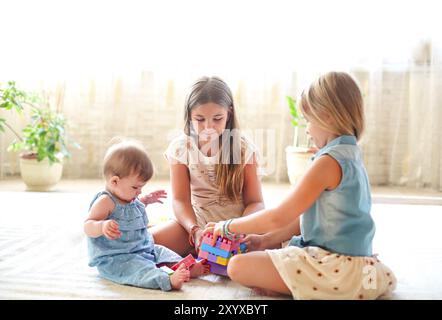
[{"x1": 227, "y1": 251, "x2": 292, "y2": 296}]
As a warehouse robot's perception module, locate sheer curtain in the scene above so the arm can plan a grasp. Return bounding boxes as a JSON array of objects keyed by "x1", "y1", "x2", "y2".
[
  {"x1": 360, "y1": 38, "x2": 442, "y2": 189},
  {"x1": 0, "y1": 0, "x2": 441, "y2": 189},
  {"x1": 0, "y1": 71, "x2": 294, "y2": 182}
]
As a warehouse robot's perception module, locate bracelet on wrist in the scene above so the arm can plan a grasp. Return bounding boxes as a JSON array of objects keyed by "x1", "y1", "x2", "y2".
[{"x1": 223, "y1": 219, "x2": 239, "y2": 241}]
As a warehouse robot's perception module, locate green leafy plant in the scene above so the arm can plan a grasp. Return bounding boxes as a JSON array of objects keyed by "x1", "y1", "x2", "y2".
[
  {"x1": 286, "y1": 95, "x2": 301, "y2": 127},
  {"x1": 0, "y1": 81, "x2": 79, "y2": 164},
  {"x1": 0, "y1": 81, "x2": 33, "y2": 137},
  {"x1": 286, "y1": 95, "x2": 310, "y2": 148}
]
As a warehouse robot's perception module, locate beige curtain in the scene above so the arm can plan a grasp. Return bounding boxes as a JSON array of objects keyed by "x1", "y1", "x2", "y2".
[
  {"x1": 360, "y1": 39, "x2": 442, "y2": 189},
  {"x1": 0, "y1": 72, "x2": 294, "y2": 182},
  {"x1": 1, "y1": 0, "x2": 441, "y2": 189}
]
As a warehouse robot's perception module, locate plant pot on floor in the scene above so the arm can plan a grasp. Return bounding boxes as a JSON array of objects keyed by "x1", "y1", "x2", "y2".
[
  {"x1": 285, "y1": 146, "x2": 314, "y2": 186},
  {"x1": 19, "y1": 156, "x2": 63, "y2": 191}
]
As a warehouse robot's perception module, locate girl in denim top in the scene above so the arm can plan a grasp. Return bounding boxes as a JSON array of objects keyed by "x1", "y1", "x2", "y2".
[
  {"x1": 84, "y1": 140, "x2": 207, "y2": 291},
  {"x1": 205, "y1": 72, "x2": 396, "y2": 299}
]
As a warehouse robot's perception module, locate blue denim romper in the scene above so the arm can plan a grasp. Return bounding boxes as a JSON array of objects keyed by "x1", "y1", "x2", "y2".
[{"x1": 87, "y1": 191, "x2": 182, "y2": 291}]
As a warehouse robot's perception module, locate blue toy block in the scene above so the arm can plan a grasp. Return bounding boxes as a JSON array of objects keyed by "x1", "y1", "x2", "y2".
[{"x1": 200, "y1": 243, "x2": 231, "y2": 258}]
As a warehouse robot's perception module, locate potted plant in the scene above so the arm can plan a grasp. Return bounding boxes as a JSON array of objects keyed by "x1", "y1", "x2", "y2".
[
  {"x1": 285, "y1": 96, "x2": 314, "y2": 185},
  {"x1": 0, "y1": 81, "x2": 79, "y2": 191}
]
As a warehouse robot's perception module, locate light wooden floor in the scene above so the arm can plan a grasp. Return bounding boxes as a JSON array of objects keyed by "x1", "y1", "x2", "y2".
[{"x1": 1, "y1": 178, "x2": 442, "y2": 299}]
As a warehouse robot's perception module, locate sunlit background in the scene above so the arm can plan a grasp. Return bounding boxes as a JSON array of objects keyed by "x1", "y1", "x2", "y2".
[{"x1": 1, "y1": 0, "x2": 441, "y2": 189}]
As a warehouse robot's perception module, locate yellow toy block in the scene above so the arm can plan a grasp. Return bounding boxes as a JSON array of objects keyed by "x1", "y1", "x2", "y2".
[{"x1": 216, "y1": 256, "x2": 229, "y2": 266}]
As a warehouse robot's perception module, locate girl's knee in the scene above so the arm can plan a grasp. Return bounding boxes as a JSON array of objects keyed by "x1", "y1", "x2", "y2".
[{"x1": 227, "y1": 255, "x2": 244, "y2": 281}]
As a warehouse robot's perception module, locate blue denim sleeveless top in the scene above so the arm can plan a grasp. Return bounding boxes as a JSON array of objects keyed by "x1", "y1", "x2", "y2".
[{"x1": 289, "y1": 135, "x2": 375, "y2": 256}]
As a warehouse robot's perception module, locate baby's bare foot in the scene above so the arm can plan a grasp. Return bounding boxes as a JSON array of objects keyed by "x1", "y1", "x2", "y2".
[
  {"x1": 189, "y1": 259, "x2": 210, "y2": 278},
  {"x1": 170, "y1": 264, "x2": 190, "y2": 290}
]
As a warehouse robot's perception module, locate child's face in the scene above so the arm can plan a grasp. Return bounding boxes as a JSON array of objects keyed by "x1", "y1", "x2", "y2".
[
  {"x1": 306, "y1": 120, "x2": 333, "y2": 149},
  {"x1": 190, "y1": 103, "x2": 230, "y2": 142},
  {"x1": 109, "y1": 174, "x2": 147, "y2": 203}
]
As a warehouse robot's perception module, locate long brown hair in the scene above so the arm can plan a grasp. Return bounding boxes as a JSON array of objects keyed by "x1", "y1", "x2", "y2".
[{"x1": 184, "y1": 76, "x2": 244, "y2": 201}]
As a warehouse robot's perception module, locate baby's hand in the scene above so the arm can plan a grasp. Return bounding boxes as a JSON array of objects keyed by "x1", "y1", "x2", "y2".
[
  {"x1": 102, "y1": 220, "x2": 121, "y2": 240},
  {"x1": 139, "y1": 190, "x2": 167, "y2": 206}
]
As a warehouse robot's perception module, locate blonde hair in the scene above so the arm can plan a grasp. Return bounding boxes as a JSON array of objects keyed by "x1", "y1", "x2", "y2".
[
  {"x1": 300, "y1": 71, "x2": 365, "y2": 140},
  {"x1": 103, "y1": 140, "x2": 153, "y2": 182},
  {"x1": 184, "y1": 76, "x2": 244, "y2": 201}
]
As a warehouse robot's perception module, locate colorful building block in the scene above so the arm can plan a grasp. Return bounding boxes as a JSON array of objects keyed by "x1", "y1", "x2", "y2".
[
  {"x1": 200, "y1": 243, "x2": 231, "y2": 258},
  {"x1": 171, "y1": 254, "x2": 196, "y2": 271},
  {"x1": 216, "y1": 256, "x2": 229, "y2": 266},
  {"x1": 197, "y1": 232, "x2": 247, "y2": 277},
  {"x1": 207, "y1": 261, "x2": 228, "y2": 276}
]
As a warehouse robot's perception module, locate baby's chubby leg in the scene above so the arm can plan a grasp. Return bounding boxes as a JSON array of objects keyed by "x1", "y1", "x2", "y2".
[{"x1": 97, "y1": 254, "x2": 179, "y2": 291}]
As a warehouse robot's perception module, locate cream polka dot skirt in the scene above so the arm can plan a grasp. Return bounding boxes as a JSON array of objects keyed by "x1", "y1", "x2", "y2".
[{"x1": 267, "y1": 245, "x2": 396, "y2": 300}]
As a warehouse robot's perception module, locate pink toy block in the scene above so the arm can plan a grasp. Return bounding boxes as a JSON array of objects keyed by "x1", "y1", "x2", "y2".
[
  {"x1": 218, "y1": 238, "x2": 234, "y2": 251},
  {"x1": 202, "y1": 233, "x2": 239, "y2": 252},
  {"x1": 198, "y1": 250, "x2": 209, "y2": 259},
  {"x1": 201, "y1": 233, "x2": 214, "y2": 245}
]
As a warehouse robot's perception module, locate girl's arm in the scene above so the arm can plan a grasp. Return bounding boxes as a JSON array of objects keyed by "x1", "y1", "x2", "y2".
[
  {"x1": 170, "y1": 163, "x2": 199, "y2": 233},
  {"x1": 251, "y1": 220, "x2": 301, "y2": 250},
  {"x1": 206, "y1": 155, "x2": 341, "y2": 237},
  {"x1": 84, "y1": 195, "x2": 118, "y2": 238},
  {"x1": 241, "y1": 220, "x2": 300, "y2": 251},
  {"x1": 241, "y1": 162, "x2": 265, "y2": 216}
]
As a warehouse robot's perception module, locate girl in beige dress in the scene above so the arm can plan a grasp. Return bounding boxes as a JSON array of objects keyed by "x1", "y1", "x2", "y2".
[{"x1": 151, "y1": 76, "x2": 296, "y2": 257}]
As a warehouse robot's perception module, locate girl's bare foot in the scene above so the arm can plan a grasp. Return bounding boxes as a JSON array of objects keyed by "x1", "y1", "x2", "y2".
[
  {"x1": 170, "y1": 264, "x2": 190, "y2": 290},
  {"x1": 252, "y1": 287, "x2": 284, "y2": 297},
  {"x1": 189, "y1": 259, "x2": 210, "y2": 278}
]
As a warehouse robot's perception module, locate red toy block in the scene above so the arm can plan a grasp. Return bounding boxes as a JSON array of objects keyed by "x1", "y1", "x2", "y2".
[{"x1": 171, "y1": 254, "x2": 196, "y2": 271}]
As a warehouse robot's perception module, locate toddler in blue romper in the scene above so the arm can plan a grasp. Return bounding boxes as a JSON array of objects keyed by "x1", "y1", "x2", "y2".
[
  {"x1": 84, "y1": 140, "x2": 192, "y2": 291},
  {"x1": 88, "y1": 191, "x2": 184, "y2": 291}
]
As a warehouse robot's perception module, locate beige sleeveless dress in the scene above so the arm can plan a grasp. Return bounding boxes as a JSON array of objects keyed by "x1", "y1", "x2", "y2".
[{"x1": 164, "y1": 133, "x2": 265, "y2": 228}]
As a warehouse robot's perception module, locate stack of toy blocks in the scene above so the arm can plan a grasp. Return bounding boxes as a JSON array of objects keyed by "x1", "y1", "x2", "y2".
[{"x1": 198, "y1": 232, "x2": 247, "y2": 276}]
